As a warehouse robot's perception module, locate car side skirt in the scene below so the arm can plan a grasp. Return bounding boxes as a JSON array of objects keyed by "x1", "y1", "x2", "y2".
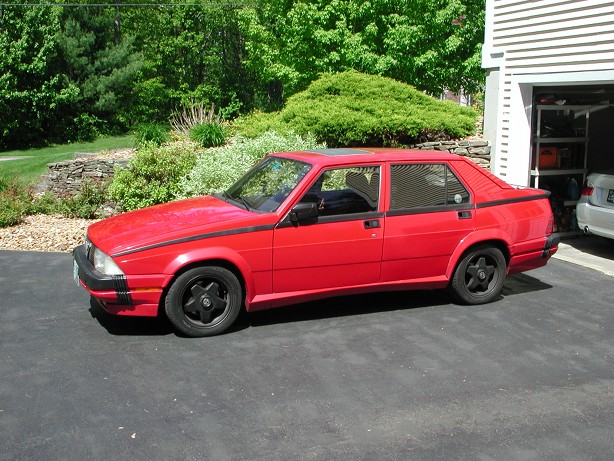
[{"x1": 246, "y1": 276, "x2": 449, "y2": 312}]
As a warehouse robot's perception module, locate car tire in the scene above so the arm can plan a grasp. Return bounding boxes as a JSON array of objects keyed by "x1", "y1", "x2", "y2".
[
  {"x1": 449, "y1": 245, "x2": 506, "y2": 305},
  {"x1": 165, "y1": 266, "x2": 243, "y2": 337}
]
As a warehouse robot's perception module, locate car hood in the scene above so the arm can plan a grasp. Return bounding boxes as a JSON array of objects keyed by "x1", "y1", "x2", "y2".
[{"x1": 87, "y1": 195, "x2": 263, "y2": 257}]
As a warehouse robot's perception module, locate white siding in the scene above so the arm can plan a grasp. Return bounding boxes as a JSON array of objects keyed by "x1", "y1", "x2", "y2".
[{"x1": 482, "y1": 0, "x2": 614, "y2": 184}]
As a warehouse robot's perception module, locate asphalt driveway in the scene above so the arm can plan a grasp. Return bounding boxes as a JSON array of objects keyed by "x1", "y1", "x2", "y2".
[{"x1": 1, "y1": 250, "x2": 613, "y2": 460}]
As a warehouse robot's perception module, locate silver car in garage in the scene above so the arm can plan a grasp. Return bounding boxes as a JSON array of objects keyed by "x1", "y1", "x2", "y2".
[{"x1": 577, "y1": 171, "x2": 614, "y2": 240}]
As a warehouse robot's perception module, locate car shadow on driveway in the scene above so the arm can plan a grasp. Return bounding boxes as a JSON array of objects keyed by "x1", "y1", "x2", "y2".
[
  {"x1": 245, "y1": 272, "x2": 554, "y2": 330},
  {"x1": 86, "y1": 273, "x2": 554, "y2": 337},
  {"x1": 88, "y1": 298, "x2": 174, "y2": 336},
  {"x1": 501, "y1": 272, "x2": 553, "y2": 296}
]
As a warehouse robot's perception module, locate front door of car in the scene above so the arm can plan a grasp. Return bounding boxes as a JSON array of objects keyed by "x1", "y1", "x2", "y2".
[
  {"x1": 381, "y1": 163, "x2": 475, "y2": 282},
  {"x1": 273, "y1": 165, "x2": 383, "y2": 294}
]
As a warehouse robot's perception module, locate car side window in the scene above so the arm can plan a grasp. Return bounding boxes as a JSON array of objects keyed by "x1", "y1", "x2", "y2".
[
  {"x1": 300, "y1": 166, "x2": 380, "y2": 216},
  {"x1": 390, "y1": 163, "x2": 470, "y2": 210}
]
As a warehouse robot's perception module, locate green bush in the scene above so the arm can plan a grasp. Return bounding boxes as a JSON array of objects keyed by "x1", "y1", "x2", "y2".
[
  {"x1": 179, "y1": 131, "x2": 325, "y2": 198},
  {"x1": 134, "y1": 123, "x2": 170, "y2": 147},
  {"x1": 235, "y1": 71, "x2": 478, "y2": 147},
  {"x1": 0, "y1": 177, "x2": 27, "y2": 227},
  {"x1": 56, "y1": 180, "x2": 109, "y2": 219},
  {"x1": 189, "y1": 122, "x2": 226, "y2": 148},
  {"x1": 24, "y1": 192, "x2": 60, "y2": 216},
  {"x1": 109, "y1": 144, "x2": 197, "y2": 211},
  {"x1": 0, "y1": 190, "x2": 25, "y2": 227}
]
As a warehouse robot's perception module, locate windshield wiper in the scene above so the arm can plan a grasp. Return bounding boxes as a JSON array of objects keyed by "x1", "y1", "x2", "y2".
[{"x1": 224, "y1": 192, "x2": 252, "y2": 211}]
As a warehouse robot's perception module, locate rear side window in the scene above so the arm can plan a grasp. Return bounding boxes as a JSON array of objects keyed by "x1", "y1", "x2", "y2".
[{"x1": 390, "y1": 163, "x2": 470, "y2": 210}]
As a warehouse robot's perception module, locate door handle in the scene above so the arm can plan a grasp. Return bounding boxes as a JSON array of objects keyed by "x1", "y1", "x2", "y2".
[
  {"x1": 457, "y1": 211, "x2": 472, "y2": 219},
  {"x1": 364, "y1": 219, "x2": 381, "y2": 229}
]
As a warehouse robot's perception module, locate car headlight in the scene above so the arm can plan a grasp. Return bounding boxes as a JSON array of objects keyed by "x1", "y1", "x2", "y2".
[{"x1": 92, "y1": 245, "x2": 124, "y2": 276}]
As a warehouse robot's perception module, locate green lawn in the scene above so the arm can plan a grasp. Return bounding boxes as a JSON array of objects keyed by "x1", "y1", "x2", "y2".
[{"x1": 0, "y1": 135, "x2": 134, "y2": 185}]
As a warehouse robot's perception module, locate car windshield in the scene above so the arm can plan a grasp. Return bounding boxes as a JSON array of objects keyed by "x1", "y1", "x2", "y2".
[{"x1": 223, "y1": 156, "x2": 312, "y2": 212}]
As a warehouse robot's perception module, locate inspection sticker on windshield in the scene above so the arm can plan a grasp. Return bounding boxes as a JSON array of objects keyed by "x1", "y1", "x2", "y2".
[{"x1": 608, "y1": 189, "x2": 614, "y2": 203}]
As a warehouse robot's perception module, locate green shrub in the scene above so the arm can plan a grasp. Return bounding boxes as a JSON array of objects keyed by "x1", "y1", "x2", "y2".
[
  {"x1": 189, "y1": 122, "x2": 226, "y2": 148},
  {"x1": 0, "y1": 190, "x2": 25, "y2": 227},
  {"x1": 170, "y1": 101, "x2": 223, "y2": 134},
  {"x1": 25, "y1": 192, "x2": 60, "y2": 215},
  {"x1": 179, "y1": 131, "x2": 325, "y2": 198},
  {"x1": 0, "y1": 178, "x2": 33, "y2": 227},
  {"x1": 134, "y1": 123, "x2": 170, "y2": 147},
  {"x1": 109, "y1": 144, "x2": 197, "y2": 211},
  {"x1": 235, "y1": 71, "x2": 478, "y2": 147},
  {"x1": 73, "y1": 114, "x2": 103, "y2": 142},
  {"x1": 56, "y1": 180, "x2": 109, "y2": 219}
]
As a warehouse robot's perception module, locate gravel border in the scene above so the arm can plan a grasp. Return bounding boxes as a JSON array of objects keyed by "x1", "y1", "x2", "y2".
[{"x1": 0, "y1": 214, "x2": 97, "y2": 253}]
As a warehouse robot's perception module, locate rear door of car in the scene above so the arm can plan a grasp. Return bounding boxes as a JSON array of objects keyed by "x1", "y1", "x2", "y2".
[
  {"x1": 272, "y1": 165, "x2": 383, "y2": 293},
  {"x1": 381, "y1": 162, "x2": 475, "y2": 282}
]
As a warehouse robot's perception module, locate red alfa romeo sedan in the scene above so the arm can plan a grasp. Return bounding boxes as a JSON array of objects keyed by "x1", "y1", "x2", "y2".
[{"x1": 74, "y1": 148, "x2": 559, "y2": 337}]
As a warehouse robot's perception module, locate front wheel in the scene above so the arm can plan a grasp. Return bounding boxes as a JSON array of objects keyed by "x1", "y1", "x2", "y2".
[
  {"x1": 449, "y1": 246, "x2": 506, "y2": 305},
  {"x1": 165, "y1": 266, "x2": 243, "y2": 337}
]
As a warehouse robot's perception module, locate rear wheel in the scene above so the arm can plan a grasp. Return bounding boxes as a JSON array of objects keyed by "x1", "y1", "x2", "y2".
[
  {"x1": 449, "y1": 246, "x2": 506, "y2": 305},
  {"x1": 165, "y1": 266, "x2": 242, "y2": 337}
]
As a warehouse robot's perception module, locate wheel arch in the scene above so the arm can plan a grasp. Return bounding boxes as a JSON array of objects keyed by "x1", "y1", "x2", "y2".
[
  {"x1": 446, "y1": 232, "x2": 511, "y2": 279},
  {"x1": 161, "y1": 248, "x2": 252, "y2": 308}
]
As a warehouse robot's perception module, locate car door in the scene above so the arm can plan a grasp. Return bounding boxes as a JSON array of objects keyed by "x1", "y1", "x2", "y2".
[
  {"x1": 272, "y1": 165, "x2": 383, "y2": 293},
  {"x1": 381, "y1": 162, "x2": 475, "y2": 282}
]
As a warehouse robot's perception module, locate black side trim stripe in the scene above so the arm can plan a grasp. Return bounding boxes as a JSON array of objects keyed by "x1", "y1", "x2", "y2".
[
  {"x1": 276, "y1": 212, "x2": 385, "y2": 229},
  {"x1": 386, "y1": 203, "x2": 474, "y2": 217},
  {"x1": 476, "y1": 192, "x2": 551, "y2": 209},
  {"x1": 112, "y1": 224, "x2": 276, "y2": 257}
]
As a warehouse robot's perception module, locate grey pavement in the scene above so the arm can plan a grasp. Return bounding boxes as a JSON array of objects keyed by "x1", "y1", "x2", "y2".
[
  {"x1": 554, "y1": 235, "x2": 614, "y2": 277},
  {"x1": 1, "y1": 250, "x2": 613, "y2": 460}
]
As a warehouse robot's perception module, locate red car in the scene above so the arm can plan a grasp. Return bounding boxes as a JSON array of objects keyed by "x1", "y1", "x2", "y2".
[{"x1": 74, "y1": 148, "x2": 558, "y2": 337}]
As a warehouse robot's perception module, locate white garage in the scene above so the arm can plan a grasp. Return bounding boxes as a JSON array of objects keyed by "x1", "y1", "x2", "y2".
[{"x1": 482, "y1": 0, "x2": 614, "y2": 233}]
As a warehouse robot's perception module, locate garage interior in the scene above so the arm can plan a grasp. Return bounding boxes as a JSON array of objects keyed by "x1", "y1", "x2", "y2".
[{"x1": 531, "y1": 86, "x2": 614, "y2": 234}]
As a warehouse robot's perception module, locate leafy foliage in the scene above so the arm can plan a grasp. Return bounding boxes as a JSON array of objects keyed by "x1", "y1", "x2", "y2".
[
  {"x1": 189, "y1": 123, "x2": 227, "y2": 148},
  {"x1": 109, "y1": 144, "x2": 197, "y2": 211},
  {"x1": 0, "y1": 3, "x2": 142, "y2": 149},
  {"x1": 56, "y1": 180, "x2": 109, "y2": 219},
  {"x1": 179, "y1": 131, "x2": 325, "y2": 198},
  {"x1": 0, "y1": 176, "x2": 112, "y2": 227},
  {"x1": 170, "y1": 102, "x2": 223, "y2": 134},
  {"x1": 0, "y1": 178, "x2": 27, "y2": 227},
  {"x1": 242, "y1": 0, "x2": 485, "y2": 106},
  {"x1": 120, "y1": 4, "x2": 252, "y2": 123},
  {"x1": 134, "y1": 123, "x2": 170, "y2": 147},
  {"x1": 236, "y1": 71, "x2": 477, "y2": 146},
  {"x1": 1, "y1": 1, "x2": 485, "y2": 151},
  {"x1": 0, "y1": 6, "x2": 76, "y2": 149}
]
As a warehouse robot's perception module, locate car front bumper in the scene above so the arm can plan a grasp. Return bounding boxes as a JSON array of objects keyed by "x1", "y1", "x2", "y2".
[{"x1": 73, "y1": 244, "x2": 162, "y2": 317}]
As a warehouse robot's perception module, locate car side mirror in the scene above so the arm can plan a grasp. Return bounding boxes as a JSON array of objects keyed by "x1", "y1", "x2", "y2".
[{"x1": 290, "y1": 202, "x2": 319, "y2": 224}]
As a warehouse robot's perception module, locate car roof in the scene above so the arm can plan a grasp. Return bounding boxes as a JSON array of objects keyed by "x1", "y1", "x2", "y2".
[{"x1": 270, "y1": 148, "x2": 465, "y2": 166}]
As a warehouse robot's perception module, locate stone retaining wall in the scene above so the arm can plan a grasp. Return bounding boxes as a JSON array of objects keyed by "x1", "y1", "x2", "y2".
[
  {"x1": 412, "y1": 140, "x2": 491, "y2": 168},
  {"x1": 45, "y1": 158, "x2": 128, "y2": 196},
  {"x1": 44, "y1": 140, "x2": 490, "y2": 196}
]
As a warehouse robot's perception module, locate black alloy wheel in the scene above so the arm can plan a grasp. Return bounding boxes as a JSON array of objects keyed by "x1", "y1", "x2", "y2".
[
  {"x1": 449, "y1": 245, "x2": 507, "y2": 305},
  {"x1": 165, "y1": 266, "x2": 243, "y2": 337}
]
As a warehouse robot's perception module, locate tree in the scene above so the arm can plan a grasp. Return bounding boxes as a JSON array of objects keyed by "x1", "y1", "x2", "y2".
[
  {"x1": 0, "y1": 5, "x2": 78, "y2": 149},
  {"x1": 241, "y1": 0, "x2": 485, "y2": 109},
  {"x1": 120, "y1": 3, "x2": 253, "y2": 123},
  {"x1": 0, "y1": 1, "x2": 143, "y2": 149},
  {"x1": 55, "y1": 4, "x2": 143, "y2": 137}
]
